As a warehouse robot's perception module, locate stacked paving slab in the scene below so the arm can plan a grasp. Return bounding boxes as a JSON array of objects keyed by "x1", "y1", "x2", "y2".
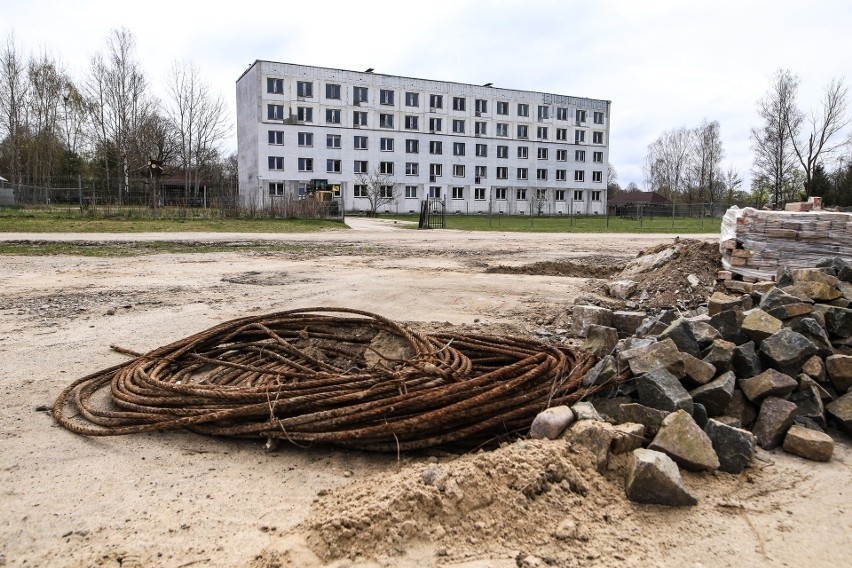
[{"x1": 537, "y1": 257, "x2": 852, "y2": 506}]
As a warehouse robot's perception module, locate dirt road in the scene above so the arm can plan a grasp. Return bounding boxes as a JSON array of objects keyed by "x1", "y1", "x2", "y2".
[{"x1": 0, "y1": 221, "x2": 848, "y2": 567}]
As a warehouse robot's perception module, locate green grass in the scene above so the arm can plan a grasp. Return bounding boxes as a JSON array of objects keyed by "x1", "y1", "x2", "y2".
[
  {"x1": 0, "y1": 240, "x2": 315, "y2": 257},
  {"x1": 384, "y1": 214, "x2": 721, "y2": 233},
  {"x1": 0, "y1": 208, "x2": 346, "y2": 233}
]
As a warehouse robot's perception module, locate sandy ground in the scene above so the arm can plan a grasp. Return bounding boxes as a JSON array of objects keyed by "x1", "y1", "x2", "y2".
[{"x1": 0, "y1": 219, "x2": 849, "y2": 567}]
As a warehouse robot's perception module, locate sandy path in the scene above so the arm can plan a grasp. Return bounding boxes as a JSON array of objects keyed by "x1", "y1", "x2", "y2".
[{"x1": 0, "y1": 223, "x2": 848, "y2": 567}]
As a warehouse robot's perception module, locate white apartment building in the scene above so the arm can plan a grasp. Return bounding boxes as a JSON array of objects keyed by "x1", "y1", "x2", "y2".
[{"x1": 236, "y1": 61, "x2": 610, "y2": 215}]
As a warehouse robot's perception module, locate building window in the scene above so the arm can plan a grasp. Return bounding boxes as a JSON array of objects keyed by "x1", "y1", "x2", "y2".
[
  {"x1": 496, "y1": 166, "x2": 508, "y2": 179},
  {"x1": 474, "y1": 187, "x2": 486, "y2": 200},
  {"x1": 555, "y1": 189, "x2": 566, "y2": 201},
  {"x1": 592, "y1": 190, "x2": 601, "y2": 201},
  {"x1": 496, "y1": 123, "x2": 508, "y2": 137},
  {"x1": 380, "y1": 89, "x2": 394, "y2": 105},
  {"x1": 327, "y1": 159, "x2": 341, "y2": 173},
  {"x1": 497, "y1": 145, "x2": 508, "y2": 158},
  {"x1": 537, "y1": 147, "x2": 548, "y2": 160},
  {"x1": 475, "y1": 99, "x2": 488, "y2": 114},
  {"x1": 495, "y1": 187, "x2": 507, "y2": 200},
  {"x1": 575, "y1": 130, "x2": 586, "y2": 144},
  {"x1": 475, "y1": 143, "x2": 487, "y2": 157},
  {"x1": 429, "y1": 141, "x2": 443, "y2": 155},
  {"x1": 406, "y1": 139, "x2": 419, "y2": 153},
  {"x1": 296, "y1": 81, "x2": 313, "y2": 98},
  {"x1": 326, "y1": 83, "x2": 341, "y2": 99},
  {"x1": 298, "y1": 132, "x2": 313, "y2": 147},
  {"x1": 268, "y1": 156, "x2": 284, "y2": 170},
  {"x1": 405, "y1": 115, "x2": 419, "y2": 130},
  {"x1": 297, "y1": 107, "x2": 313, "y2": 123},
  {"x1": 380, "y1": 138, "x2": 394, "y2": 152},
  {"x1": 537, "y1": 168, "x2": 548, "y2": 180},
  {"x1": 405, "y1": 162, "x2": 419, "y2": 176},
  {"x1": 405, "y1": 92, "x2": 419, "y2": 107},
  {"x1": 575, "y1": 150, "x2": 586, "y2": 162},
  {"x1": 517, "y1": 125, "x2": 529, "y2": 139},
  {"x1": 354, "y1": 135, "x2": 368, "y2": 150},
  {"x1": 429, "y1": 186, "x2": 441, "y2": 198},
  {"x1": 556, "y1": 128, "x2": 567, "y2": 141},
  {"x1": 518, "y1": 146, "x2": 528, "y2": 159},
  {"x1": 327, "y1": 134, "x2": 341, "y2": 148},
  {"x1": 267, "y1": 78, "x2": 283, "y2": 94},
  {"x1": 452, "y1": 96, "x2": 466, "y2": 111},
  {"x1": 268, "y1": 130, "x2": 284, "y2": 145},
  {"x1": 556, "y1": 169, "x2": 566, "y2": 181},
  {"x1": 593, "y1": 131, "x2": 604, "y2": 144},
  {"x1": 538, "y1": 105, "x2": 549, "y2": 120},
  {"x1": 430, "y1": 163, "x2": 442, "y2": 177},
  {"x1": 594, "y1": 111, "x2": 604, "y2": 124},
  {"x1": 518, "y1": 103, "x2": 529, "y2": 117},
  {"x1": 405, "y1": 185, "x2": 418, "y2": 198},
  {"x1": 537, "y1": 126, "x2": 548, "y2": 140},
  {"x1": 429, "y1": 117, "x2": 442, "y2": 132},
  {"x1": 574, "y1": 190, "x2": 584, "y2": 201},
  {"x1": 475, "y1": 165, "x2": 487, "y2": 178},
  {"x1": 353, "y1": 86, "x2": 368, "y2": 103},
  {"x1": 354, "y1": 160, "x2": 368, "y2": 174},
  {"x1": 452, "y1": 186, "x2": 464, "y2": 200},
  {"x1": 574, "y1": 170, "x2": 585, "y2": 182},
  {"x1": 429, "y1": 94, "x2": 443, "y2": 109},
  {"x1": 298, "y1": 158, "x2": 313, "y2": 172},
  {"x1": 353, "y1": 111, "x2": 367, "y2": 127},
  {"x1": 380, "y1": 161, "x2": 394, "y2": 175},
  {"x1": 269, "y1": 182, "x2": 285, "y2": 195},
  {"x1": 556, "y1": 107, "x2": 569, "y2": 121},
  {"x1": 517, "y1": 188, "x2": 527, "y2": 200},
  {"x1": 453, "y1": 142, "x2": 466, "y2": 156},
  {"x1": 452, "y1": 119, "x2": 465, "y2": 133},
  {"x1": 380, "y1": 185, "x2": 394, "y2": 198},
  {"x1": 556, "y1": 149, "x2": 567, "y2": 161},
  {"x1": 325, "y1": 108, "x2": 341, "y2": 124},
  {"x1": 593, "y1": 151, "x2": 604, "y2": 163},
  {"x1": 267, "y1": 104, "x2": 284, "y2": 120},
  {"x1": 576, "y1": 109, "x2": 587, "y2": 123},
  {"x1": 536, "y1": 188, "x2": 547, "y2": 200},
  {"x1": 380, "y1": 113, "x2": 394, "y2": 128},
  {"x1": 453, "y1": 164, "x2": 465, "y2": 177},
  {"x1": 592, "y1": 170, "x2": 602, "y2": 182},
  {"x1": 497, "y1": 101, "x2": 508, "y2": 115},
  {"x1": 475, "y1": 121, "x2": 487, "y2": 136},
  {"x1": 517, "y1": 168, "x2": 528, "y2": 180},
  {"x1": 354, "y1": 184, "x2": 367, "y2": 198}
]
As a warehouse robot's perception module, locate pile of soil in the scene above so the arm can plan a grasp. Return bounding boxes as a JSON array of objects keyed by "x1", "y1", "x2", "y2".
[{"x1": 486, "y1": 257, "x2": 626, "y2": 279}]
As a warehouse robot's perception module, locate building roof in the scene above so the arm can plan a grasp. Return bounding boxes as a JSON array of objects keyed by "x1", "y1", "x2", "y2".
[{"x1": 607, "y1": 191, "x2": 670, "y2": 206}]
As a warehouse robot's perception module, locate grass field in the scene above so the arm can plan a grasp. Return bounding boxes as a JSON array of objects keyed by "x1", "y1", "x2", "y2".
[{"x1": 385, "y1": 213, "x2": 722, "y2": 233}]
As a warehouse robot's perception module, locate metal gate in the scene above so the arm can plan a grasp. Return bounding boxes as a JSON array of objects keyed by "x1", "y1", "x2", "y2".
[{"x1": 418, "y1": 198, "x2": 446, "y2": 229}]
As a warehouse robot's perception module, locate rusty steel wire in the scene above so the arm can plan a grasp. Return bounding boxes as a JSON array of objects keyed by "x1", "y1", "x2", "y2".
[{"x1": 53, "y1": 307, "x2": 612, "y2": 451}]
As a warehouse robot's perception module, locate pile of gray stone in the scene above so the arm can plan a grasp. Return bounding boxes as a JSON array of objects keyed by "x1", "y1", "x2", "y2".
[{"x1": 535, "y1": 257, "x2": 852, "y2": 507}]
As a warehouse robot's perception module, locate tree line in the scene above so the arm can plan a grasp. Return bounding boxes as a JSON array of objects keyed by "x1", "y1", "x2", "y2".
[
  {"x1": 641, "y1": 69, "x2": 850, "y2": 209},
  {"x1": 0, "y1": 28, "x2": 234, "y2": 205}
]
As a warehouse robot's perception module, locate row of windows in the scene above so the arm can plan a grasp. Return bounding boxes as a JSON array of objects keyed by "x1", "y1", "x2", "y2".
[
  {"x1": 341, "y1": 185, "x2": 602, "y2": 202},
  {"x1": 266, "y1": 105, "x2": 605, "y2": 143},
  {"x1": 267, "y1": 78, "x2": 605, "y2": 124},
  {"x1": 268, "y1": 156, "x2": 602, "y2": 182},
  {"x1": 269, "y1": 131, "x2": 605, "y2": 162}
]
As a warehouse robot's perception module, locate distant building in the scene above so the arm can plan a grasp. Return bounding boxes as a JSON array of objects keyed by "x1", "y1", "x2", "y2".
[
  {"x1": 608, "y1": 191, "x2": 670, "y2": 216},
  {"x1": 236, "y1": 61, "x2": 611, "y2": 215}
]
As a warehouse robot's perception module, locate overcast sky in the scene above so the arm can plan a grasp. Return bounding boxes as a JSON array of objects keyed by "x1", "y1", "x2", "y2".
[{"x1": 4, "y1": 0, "x2": 852, "y2": 189}]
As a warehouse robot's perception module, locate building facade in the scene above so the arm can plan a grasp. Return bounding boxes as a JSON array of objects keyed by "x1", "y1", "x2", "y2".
[{"x1": 236, "y1": 61, "x2": 610, "y2": 215}]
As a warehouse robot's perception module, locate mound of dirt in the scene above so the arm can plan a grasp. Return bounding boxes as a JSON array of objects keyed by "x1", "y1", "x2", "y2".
[
  {"x1": 486, "y1": 257, "x2": 626, "y2": 279},
  {"x1": 298, "y1": 439, "x2": 647, "y2": 566}
]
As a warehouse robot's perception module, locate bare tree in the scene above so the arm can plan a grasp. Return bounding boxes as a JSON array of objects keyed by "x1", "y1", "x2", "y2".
[
  {"x1": 165, "y1": 60, "x2": 230, "y2": 204},
  {"x1": 691, "y1": 119, "x2": 725, "y2": 204},
  {"x1": 0, "y1": 32, "x2": 29, "y2": 183},
  {"x1": 751, "y1": 69, "x2": 802, "y2": 207},
  {"x1": 645, "y1": 126, "x2": 693, "y2": 199},
  {"x1": 27, "y1": 49, "x2": 66, "y2": 184},
  {"x1": 790, "y1": 78, "x2": 849, "y2": 196},
  {"x1": 721, "y1": 166, "x2": 743, "y2": 207},
  {"x1": 354, "y1": 168, "x2": 397, "y2": 216}
]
